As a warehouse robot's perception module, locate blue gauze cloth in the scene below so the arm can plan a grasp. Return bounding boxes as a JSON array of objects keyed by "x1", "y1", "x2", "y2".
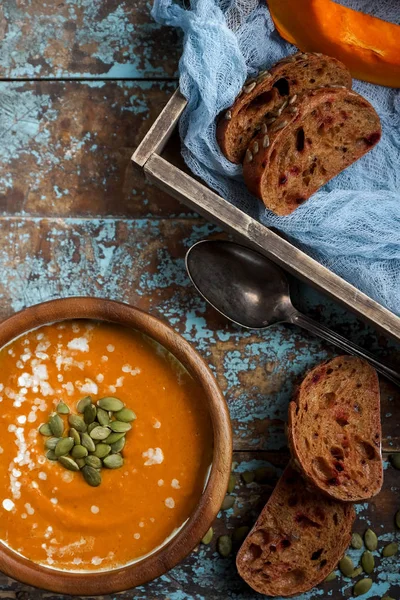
[{"x1": 152, "y1": 0, "x2": 400, "y2": 316}]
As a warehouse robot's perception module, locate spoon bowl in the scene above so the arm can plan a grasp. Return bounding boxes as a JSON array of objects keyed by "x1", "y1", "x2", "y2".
[
  {"x1": 186, "y1": 240, "x2": 400, "y2": 387},
  {"x1": 186, "y1": 240, "x2": 292, "y2": 328}
]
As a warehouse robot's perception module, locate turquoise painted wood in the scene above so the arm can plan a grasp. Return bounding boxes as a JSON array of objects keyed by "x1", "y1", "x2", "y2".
[{"x1": 0, "y1": 3, "x2": 398, "y2": 600}]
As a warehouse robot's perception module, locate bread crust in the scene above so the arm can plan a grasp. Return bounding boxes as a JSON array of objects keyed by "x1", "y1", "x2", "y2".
[
  {"x1": 236, "y1": 463, "x2": 355, "y2": 597},
  {"x1": 217, "y1": 52, "x2": 352, "y2": 164},
  {"x1": 288, "y1": 356, "x2": 383, "y2": 502},
  {"x1": 242, "y1": 88, "x2": 381, "y2": 215}
]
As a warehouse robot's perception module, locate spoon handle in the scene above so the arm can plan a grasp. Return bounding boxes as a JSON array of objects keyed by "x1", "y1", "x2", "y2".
[{"x1": 289, "y1": 310, "x2": 400, "y2": 387}]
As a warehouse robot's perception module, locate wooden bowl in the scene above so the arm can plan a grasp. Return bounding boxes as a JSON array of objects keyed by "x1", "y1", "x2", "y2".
[{"x1": 0, "y1": 297, "x2": 232, "y2": 595}]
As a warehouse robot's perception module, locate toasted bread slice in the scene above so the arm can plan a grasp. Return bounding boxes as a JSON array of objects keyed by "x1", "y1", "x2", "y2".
[
  {"x1": 242, "y1": 87, "x2": 381, "y2": 215},
  {"x1": 236, "y1": 463, "x2": 355, "y2": 597},
  {"x1": 288, "y1": 356, "x2": 383, "y2": 502},
  {"x1": 217, "y1": 52, "x2": 352, "y2": 164}
]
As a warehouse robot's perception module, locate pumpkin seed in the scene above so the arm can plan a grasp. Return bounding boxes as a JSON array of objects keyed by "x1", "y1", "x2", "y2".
[
  {"x1": 227, "y1": 474, "x2": 236, "y2": 494},
  {"x1": 252, "y1": 141, "x2": 259, "y2": 155},
  {"x1": 58, "y1": 456, "x2": 79, "y2": 471},
  {"x1": 39, "y1": 423, "x2": 52, "y2": 436},
  {"x1": 271, "y1": 120, "x2": 289, "y2": 133},
  {"x1": 365, "y1": 529, "x2": 378, "y2": 551},
  {"x1": 55, "y1": 437, "x2": 75, "y2": 457},
  {"x1": 76, "y1": 458, "x2": 86, "y2": 469},
  {"x1": 94, "y1": 443, "x2": 112, "y2": 458},
  {"x1": 221, "y1": 496, "x2": 235, "y2": 511},
  {"x1": 77, "y1": 396, "x2": 92, "y2": 413},
  {"x1": 217, "y1": 535, "x2": 232, "y2": 557},
  {"x1": 263, "y1": 134, "x2": 270, "y2": 148},
  {"x1": 351, "y1": 533, "x2": 363, "y2": 549},
  {"x1": 82, "y1": 465, "x2": 101, "y2": 487},
  {"x1": 382, "y1": 542, "x2": 398, "y2": 557},
  {"x1": 103, "y1": 453, "x2": 124, "y2": 469},
  {"x1": 241, "y1": 471, "x2": 255, "y2": 484},
  {"x1": 81, "y1": 432, "x2": 96, "y2": 452},
  {"x1": 278, "y1": 99, "x2": 288, "y2": 114},
  {"x1": 45, "y1": 437, "x2": 60, "y2": 450},
  {"x1": 339, "y1": 555, "x2": 355, "y2": 577},
  {"x1": 257, "y1": 71, "x2": 272, "y2": 83},
  {"x1": 69, "y1": 428, "x2": 81, "y2": 445},
  {"x1": 201, "y1": 527, "x2": 213, "y2": 544},
  {"x1": 109, "y1": 421, "x2": 131, "y2": 433},
  {"x1": 56, "y1": 401, "x2": 70, "y2": 414},
  {"x1": 361, "y1": 550, "x2": 374, "y2": 574},
  {"x1": 324, "y1": 571, "x2": 336, "y2": 582},
  {"x1": 255, "y1": 466, "x2": 275, "y2": 483},
  {"x1": 46, "y1": 450, "x2": 57, "y2": 461},
  {"x1": 243, "y1": 81, "x2": 256, "y2": 94},
  {"x1": 98, "y1": 397, "x2": 124, "y2": 412},
  {"x1": 84, "y1": 403, "x2": 97, "y2": 425},
  {"x1": 353, "y1": 578, "x2": 372, "y2": 596},
  {"x1": 261, "y1": 123, "x2": 268, "y2": 134},
  {"x1": 85, "y1": 455, "x2": 102, "y2": 469},
  {"x1": 390, "y1": 454, "x2": 400, "y2": 469},
  {"x1": 233, "y1": 525, "x2": 250, "y2": 544},
  {"x1": 225, "y1": 110, "x2": 232, "y2": 121},
  {"x1": 104, "y1": 431, "x2": 125, "y2": 445},
  {"x1": 68, "y1": 414, "x2": 87, "y2": 433},
  {"x1": 90, "y1": 426, "x2": 111, "y2": 440},
  {"x1": 351, "y1": 566, "x2": 363, "y2": 578},
  {"x1": 110, "y1": 437, "x2": 125, "y2": 454},
  {"x1": 289, "y1": 94, "x2": 297, "y2": 105},
  {"x1": 395, "y1": 510, "x2": 400, "y2": 529},
  {"x1": 245, "y1": 149, "x2": 253, "y2": 163},
  {"x1": 87, "y1": 422, "x2": 98, "y2": 434},
  {"x1": 71, "y1": 444, "x2": 88, "y2": 459},
  {"x1": 287, "y1": 106, "x2": 298, "y2": 114},
  {"x1": 97, "y1": 407, "x2": 110, "y2": 427},
  {"x1": 49, "y1": 414, "x2": 64, "y2": 437}
]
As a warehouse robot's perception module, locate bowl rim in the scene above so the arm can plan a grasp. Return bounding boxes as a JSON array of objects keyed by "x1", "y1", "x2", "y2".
[{"x1": 0, "y1": 297, "x2": 232, "y2": 595}]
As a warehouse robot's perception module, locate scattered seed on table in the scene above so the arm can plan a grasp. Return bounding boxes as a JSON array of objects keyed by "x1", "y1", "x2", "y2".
[
  {"x1": 382, "y1": 542, "x2": 398, "y2": 557},
  {"x1": 353, "y1": 578, "x2": 372, "y2": 597},
  {"x1": 390, "y1": 454, "x2": 400, "y2": 469},
  {"x1": 221, "y1": 496, "x2": 235, "y2": 511},
  {"x1": 201, "y1": 527, "x2": 213, "y2": 545},
  {"x1": 364, "y1": 528, "x2": 378, "y2": 551},
  {"x1": 361, "y1": 550, "x2": 374, "y2": 574},
  {"x1": 339, "y1": 555, "x2": 354, "y2": 577},
  {"x1": 241, "y1": 471, "x2": 255, "y2": 484},
  {"x1": 217, "y1": 535, "x2": 232, "y2": 557},
  {"x1": 227, "y1": 474, "x2": 236, "y2": 494},
  {"x1": 351, "y1": 533, "x2": 363, "y2": 549}
]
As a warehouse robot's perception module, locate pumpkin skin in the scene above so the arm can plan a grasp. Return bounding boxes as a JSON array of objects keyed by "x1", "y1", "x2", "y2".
[{"x1": 267, "y1": 0, "x2": 400, "y2": 88}]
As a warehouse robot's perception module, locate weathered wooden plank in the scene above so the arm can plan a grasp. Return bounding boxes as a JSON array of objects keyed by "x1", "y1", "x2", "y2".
[
  {"x1": 0, "y1": 451, "x2": 398, "y2": 599},
  {"x1": 0, "y1": 0, "x2": 180, "y2": 79},
  {"x1": 0, "y1": 216, "x2": 397, "y2": 454},
  {"x1": 0, "y1": 81, "x2": 195, "y2": 217}
]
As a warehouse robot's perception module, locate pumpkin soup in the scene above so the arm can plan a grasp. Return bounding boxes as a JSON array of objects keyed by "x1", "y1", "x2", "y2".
[{"x1": 0, "y1": 320, "x2": 213, "y2": 571}]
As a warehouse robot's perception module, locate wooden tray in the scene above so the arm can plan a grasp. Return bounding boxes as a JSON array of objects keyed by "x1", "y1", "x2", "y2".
[{"x1": 132, "y1": 89, "x2": 400, "y2": 343}]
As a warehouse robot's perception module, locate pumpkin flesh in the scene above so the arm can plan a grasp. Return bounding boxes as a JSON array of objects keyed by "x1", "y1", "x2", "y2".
[{"x1": 267, "y1": 0, "x2": 400, "y2": 87}]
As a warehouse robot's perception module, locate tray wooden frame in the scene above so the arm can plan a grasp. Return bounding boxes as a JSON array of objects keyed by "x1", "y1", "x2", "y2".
[{"x1": 132, "y1": 89, "x2": 400, "y2": 343}]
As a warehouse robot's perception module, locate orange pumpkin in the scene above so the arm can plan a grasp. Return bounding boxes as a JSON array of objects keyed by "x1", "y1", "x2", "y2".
[{"x1": 267, "y1": 0, "x2": 400, "y2": 88}]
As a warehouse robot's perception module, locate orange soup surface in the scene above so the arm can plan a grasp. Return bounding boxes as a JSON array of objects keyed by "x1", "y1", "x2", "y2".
[{"x1": 0, "y1": 320, "x2": 213, "y2": 571}]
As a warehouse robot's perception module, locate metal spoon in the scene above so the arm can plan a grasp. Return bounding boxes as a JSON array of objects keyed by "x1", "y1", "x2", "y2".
[{"x1": 185, "y1": 240, "x2": 400, "y2": 387}]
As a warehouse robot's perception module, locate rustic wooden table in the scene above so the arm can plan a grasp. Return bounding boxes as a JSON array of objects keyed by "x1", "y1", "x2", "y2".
[{"x1": 0, "y1": 2, "x2": 398, "y2": 599}]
